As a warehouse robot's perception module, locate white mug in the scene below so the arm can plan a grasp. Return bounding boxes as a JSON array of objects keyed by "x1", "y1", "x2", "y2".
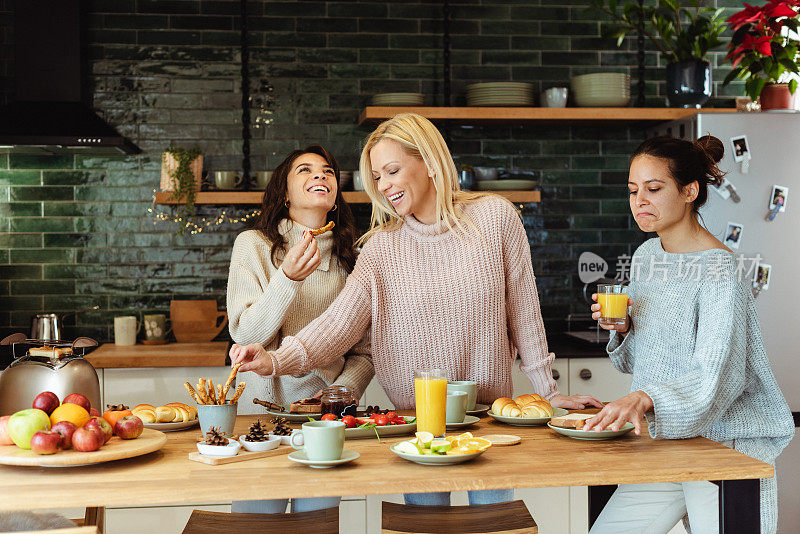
[
  {"x1": 541, "y1": 87, "x2": 568, "y2": 108},
  {"x1": 114, "y1": 316, "x2": 140, "y2": 346}
]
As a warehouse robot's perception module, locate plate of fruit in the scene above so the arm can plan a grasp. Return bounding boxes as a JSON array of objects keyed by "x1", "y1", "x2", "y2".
[
  {"x1": 319, "y1": 411, "x2": 417, "y2": 439},
  {"x1": 0, "y1": 391, "x2": 165, "y2": 467},
  {"x1": 391, "y1": 432, "x2": 491, "y2": 465}
]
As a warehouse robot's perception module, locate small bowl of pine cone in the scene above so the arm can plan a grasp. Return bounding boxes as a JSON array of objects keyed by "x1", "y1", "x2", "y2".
[
  {"x1": 196, "y1": 426, "x2": 241, "y2": 457},
  {"x1": 488, "y1": 394, "x2": 569, "y2": 426},
  {"x1": 239, "y1": 419, "x2": 281, "y2": 452}
]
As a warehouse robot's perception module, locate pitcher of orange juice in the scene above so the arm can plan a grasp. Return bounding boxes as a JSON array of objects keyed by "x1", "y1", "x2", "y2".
[
  {"x1": 414, "y1": 369, "x2": 447, "y2": 437},
  {"x1": 597, "y1": 283, "x2": 628, "y2": 326}
]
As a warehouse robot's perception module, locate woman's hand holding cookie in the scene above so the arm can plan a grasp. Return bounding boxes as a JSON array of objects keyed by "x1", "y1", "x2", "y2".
[
  {"x1": 281, "y1": 231, "x2": 321, "y2": 281},
  {"x1": 229, "y1": 343, "x2": 276, "y2": 376}
]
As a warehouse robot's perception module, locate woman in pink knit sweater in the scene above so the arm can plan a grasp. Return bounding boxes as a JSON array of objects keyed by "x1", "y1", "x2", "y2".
[{"x1": 231, "y1": 113, "x2": 601, "y2": 505}]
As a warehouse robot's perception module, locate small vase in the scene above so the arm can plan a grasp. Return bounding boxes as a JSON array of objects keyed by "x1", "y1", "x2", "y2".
[
  {"x1": 160, "y1": 153, "x2": 203, "y2": 192},
  {"x1": 666, "y1": 61, "x2": 712, "y2": 108},
  {"x1": 758, "y1": 83, "x2": 799, "y2": 112}
]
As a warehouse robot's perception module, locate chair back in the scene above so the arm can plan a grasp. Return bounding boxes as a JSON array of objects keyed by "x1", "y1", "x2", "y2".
[
  {"x1": 182, "y1": 508, "x2": 339, "y2": 534},
  {"x1": 382, "y1": 500, "x2": 538, "y2": 534}
]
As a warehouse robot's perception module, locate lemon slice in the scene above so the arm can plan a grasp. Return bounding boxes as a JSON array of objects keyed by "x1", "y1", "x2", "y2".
[
  {"x1": 395, "y1": 441, "x2": 421, "y2": 455},
  {"x1": 457, "y1": 437, "x2": 492, "y2": 451},
  {"x1": 445, "y1": 446, "x2": 480, "y2": 456},
  {"x1": 415, "y1": 431, "x2": 434, "y2": 449},
  {"x1": 430, "y1": 439, "x2": 451, "y2": 454}
]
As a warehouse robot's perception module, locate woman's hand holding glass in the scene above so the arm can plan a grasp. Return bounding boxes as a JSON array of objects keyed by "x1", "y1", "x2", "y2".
[
  {"x1": 229, "y1": 343, "x2": 276, "y2": 376},
  {"x1": 281, "y1": 232, "x2": 321, "y2": 281},
  {"x1": 590, "y1": 293, "x2": 633, "y2": 335},
  {"x1": 582, "y1": 391, "x2": 653, "y2": 436}
]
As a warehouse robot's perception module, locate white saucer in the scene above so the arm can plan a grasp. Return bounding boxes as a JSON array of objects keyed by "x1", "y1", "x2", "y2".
[
  {"x1": 467, "y1": 403, "x2": 490, "y2": 415},
  {"x1": 445, "y1": 415, "x2": 481, "y2": 428},
  {"x1": 288, "y1": 449, "x2": 360, "y2": 468}
]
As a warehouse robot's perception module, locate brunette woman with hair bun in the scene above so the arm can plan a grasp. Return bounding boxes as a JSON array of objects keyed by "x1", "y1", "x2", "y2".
[
  {"x1": 226, "y1": 145, "x2": 373, "y2": 515},
  {"x1": 585, "y1": 135, "x2": 793, "y2": 534}
]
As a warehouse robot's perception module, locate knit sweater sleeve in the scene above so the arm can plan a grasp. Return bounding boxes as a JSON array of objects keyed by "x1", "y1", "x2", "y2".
[
  {"x1": 331, "y1": 328, "x2": 374, "y2": 400},
  {"x1": 269, "y1": 251, "x2": 374, "y2": 377},
  {"x1": 500, "y1": 202, "x2": 558, "y2": 399},
  {"x1": 640, "y1": 271, "x2": 746, "y2": 440},
  {"x1": 226, "y1": 232, "x2": 304, "y2": 346}
]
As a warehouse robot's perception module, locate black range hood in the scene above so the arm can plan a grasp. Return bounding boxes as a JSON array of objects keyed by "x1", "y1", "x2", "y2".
[{"x1": 0, "y1": 0, "x2": 141, "y2": 155}]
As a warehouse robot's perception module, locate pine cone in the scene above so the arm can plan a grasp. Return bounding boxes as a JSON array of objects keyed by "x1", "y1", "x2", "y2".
[
  {"x1": 245, "y1": 419, "x2": 270, "y2": 442},
  {"x1": 203, "y1": 426, "x2": 229, "y2": 446},
  {"x1": 271, "y1": 417, "x2": 292, "y2": 436}
]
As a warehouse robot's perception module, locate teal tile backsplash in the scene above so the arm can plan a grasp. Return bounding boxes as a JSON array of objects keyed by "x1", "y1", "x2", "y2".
[{"x1": 0, "y1": 0, "x2": 740, "y2": 341}]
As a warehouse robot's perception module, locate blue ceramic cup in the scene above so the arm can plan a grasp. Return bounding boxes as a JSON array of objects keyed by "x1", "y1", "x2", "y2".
[{"x1": 197, "y1": 403, "x2": 237, "y2": 436}]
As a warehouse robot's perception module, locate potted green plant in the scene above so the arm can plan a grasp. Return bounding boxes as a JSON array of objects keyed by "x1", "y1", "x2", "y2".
[
  {"x1": 161, "y1": 146, "x2": 203, "y2": 218},
  {"x1": 724, "y1": 0, "x2": 800, "y2": 111},
  {"x1": 588, "y1": 0, "x2": 726, "y2": 107}
]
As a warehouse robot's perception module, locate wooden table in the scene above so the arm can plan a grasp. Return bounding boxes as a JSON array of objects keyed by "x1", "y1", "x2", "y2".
[
  {"x1": 85, "y1": 342, "x2": 229, "y2": 368},
  {"x1": 0, "y1": 414, "x2": 770, "y2": 533}
]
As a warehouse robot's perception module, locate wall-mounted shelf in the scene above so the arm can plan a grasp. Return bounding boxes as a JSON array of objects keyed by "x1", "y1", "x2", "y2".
[
  {"x1": 358, "y1": 106, "x2": 737, "y2": 126},
  {"x1": 154, "y1": 190, "x2": 540, "y2": 205}
]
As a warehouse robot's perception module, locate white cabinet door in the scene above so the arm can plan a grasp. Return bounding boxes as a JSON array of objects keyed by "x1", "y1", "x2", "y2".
[
  {"x1": 512, "y1": 358, "x2": 568, "y2": 397},
  {"x1": 362, "y1": 377, "x2": 395, "y2": 410},
  {"x1": 567, "y1": 358, "x2": 631, "y2": 402},
  {"x1": 102, "y1": 367, "x2": 232, "y2": 408},
  {"x1": 339, "y1": 498, "x2": 366, "y2": 533}
]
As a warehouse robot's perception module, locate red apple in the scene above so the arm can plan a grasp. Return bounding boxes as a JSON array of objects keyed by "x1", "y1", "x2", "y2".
[
  {"x1": 89, "y1": 408, "x2": 101, "y2": 418},
  {"x1": 0, "y1": 415, "x2": 13, "y2": 446},
  {"x1": 51, "y1": 420, "x2": 77, "y2": 449},
  {"x1": 30, "y1": 430, "x2": 61, "y2": 455},
  {"x1": 114, "y1": 415, "x2": 143, "y2": 440},
  {"x1": 63, "y1": 393, "x2": 91, "y2": 412},
  {"x1": 32, "y1": 391, "x2": 60, "y2": 415},
  {"x1": 72, "y1": 426, "x2": 103, "y2": 452},
  {"x1": 84, "y1": 416, "x2": 112, "y2": 444}
]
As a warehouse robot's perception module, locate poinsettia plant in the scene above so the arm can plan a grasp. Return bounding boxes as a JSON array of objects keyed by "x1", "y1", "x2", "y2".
[{"x1": 724, "y1": 0, "x2": 800, "y2": 100}]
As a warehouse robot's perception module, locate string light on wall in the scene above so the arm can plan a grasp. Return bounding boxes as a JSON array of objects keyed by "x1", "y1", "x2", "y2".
[{"x1": 148, "y1": 190, "x2": 261, "y2": 234}]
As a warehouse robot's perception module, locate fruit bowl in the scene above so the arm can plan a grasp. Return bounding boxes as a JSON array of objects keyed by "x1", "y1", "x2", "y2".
[{"x1": 390, "y1": 444, "x2": 486, "y2": 466}]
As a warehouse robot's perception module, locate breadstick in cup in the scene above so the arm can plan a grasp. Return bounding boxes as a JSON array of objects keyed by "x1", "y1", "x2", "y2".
[
  {"x1": 207, "y1": 379, "x2": 218, "y2": 405},
  {"x1": 221, "y1": 362, "x2": 241, "y2": 402},
  {"x1": 230, "y1": 382, "x2": 246, "y2": 404}
]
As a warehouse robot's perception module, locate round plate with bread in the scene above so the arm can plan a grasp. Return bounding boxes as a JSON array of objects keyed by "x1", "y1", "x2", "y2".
[
  {"x1": 132, "y1": 402, "x2": 199, "y2": 432},
  {"x1": 488, "y1": 395, "x2": 566, "y2": 426}
]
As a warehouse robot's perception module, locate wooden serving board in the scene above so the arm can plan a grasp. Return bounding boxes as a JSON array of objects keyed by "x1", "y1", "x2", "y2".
[
  {"x1": 0, "y1": 428, "x2": 167, "y2": 467},
  {"x1": 188, "y1": 445, "x2": 292, "y2": 465}
]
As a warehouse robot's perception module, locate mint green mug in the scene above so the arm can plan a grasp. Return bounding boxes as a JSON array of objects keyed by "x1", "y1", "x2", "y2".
[{"x1": 290, "y1": 420, "x2": 344, "y2": 461}]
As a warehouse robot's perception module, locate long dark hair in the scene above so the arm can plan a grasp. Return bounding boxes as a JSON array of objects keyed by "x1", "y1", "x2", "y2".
[
  {"x1": 631, "y1": 135, "x2": 726, "y2": 214},
  {"x1": 251, "y1": 145, "x2": 358, "y2": 273}
]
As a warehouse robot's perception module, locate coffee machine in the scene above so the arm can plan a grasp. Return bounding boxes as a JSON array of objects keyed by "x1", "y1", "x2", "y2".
[{"x1": 0, "y1": 338, "x2": 101, "y2": 415}]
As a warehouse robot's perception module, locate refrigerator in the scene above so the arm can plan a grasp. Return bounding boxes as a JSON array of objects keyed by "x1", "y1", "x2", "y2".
[{"x1": 649, "y1": 113, "x2": 799, "y2": 533}]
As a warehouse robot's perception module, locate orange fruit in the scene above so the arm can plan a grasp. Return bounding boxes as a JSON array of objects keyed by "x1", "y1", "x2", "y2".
[
  {"x1": 446, "y1": 446, "x2": 480, "y2": 455},
  {"x1": 457, "y1": 437, "x2": 492, "y2": 451},
  {"x1": 50, "y1": 403, "x2": 90, "y2": 428}
]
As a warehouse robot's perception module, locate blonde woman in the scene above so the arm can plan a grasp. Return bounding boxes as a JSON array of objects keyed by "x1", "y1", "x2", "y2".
[{"x1": 230, "y1": 113, "x2": 601, "y2": 506}]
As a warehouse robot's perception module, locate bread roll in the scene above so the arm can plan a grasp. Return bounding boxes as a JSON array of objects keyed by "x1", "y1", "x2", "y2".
[
  {"x1": 519, "y1": 400, "x2": 554, "y2": 418},
  {"x1": 491, "y1": 397, "x2": 521, "y2": 417},
  {"x1": 132, "y1": 404, "x2": 156, "y2": 412},
  {"x1": 135, "y1": 409, "x2": 157, "y2": 423},
  {"x1": 155, "y1": 406, "x2": 176, "y2": 423},
  {"x1": 166, "y1": 402, "x2": 197, "y2": 420},
  {"x1": 514, "y1": 394, "x2": 544, "y2": 407}
]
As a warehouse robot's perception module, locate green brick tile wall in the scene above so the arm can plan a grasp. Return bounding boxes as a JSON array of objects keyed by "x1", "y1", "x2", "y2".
[{"x1": 0, "y1": 0, "x2": 741, "y2": 341}]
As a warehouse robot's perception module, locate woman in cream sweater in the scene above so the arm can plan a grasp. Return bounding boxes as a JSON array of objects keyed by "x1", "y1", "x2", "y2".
[
  {"x1": 230, "y1": 114, "x2": 601, "y2": 507},
  {"x1": 226, "y1": 144, "x2": 373, "y2": 514}
]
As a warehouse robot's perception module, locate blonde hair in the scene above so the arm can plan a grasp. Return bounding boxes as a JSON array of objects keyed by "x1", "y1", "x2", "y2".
[{"x1": 358, "y1": 113, "x2": 502, "y2": 245}]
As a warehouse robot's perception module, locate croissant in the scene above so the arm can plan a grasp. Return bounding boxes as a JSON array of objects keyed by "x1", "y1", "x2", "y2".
[
  {"x1": 134, "y1": 408, "x2": 157, "y2": 423},
  {"x1": 155, "y1": 406, "x2": 176, "y2": 423},
  {"x1": 515, "y1": 394, "x2": 544, "y2": 407},
  {"x1": 491, "y1": 397, "x2": 521, "y2": 417},
  {"x1": 519, "y1": 400, "x2": 554, "y2": 418}
]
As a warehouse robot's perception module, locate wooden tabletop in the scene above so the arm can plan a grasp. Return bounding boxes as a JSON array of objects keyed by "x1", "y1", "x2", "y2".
[
  {"x1": 85, "y1": 342, "x2": 229, "y2": 368},
  {"x1": 0, "y1": 412, "x2": 772, "y2": 511}
]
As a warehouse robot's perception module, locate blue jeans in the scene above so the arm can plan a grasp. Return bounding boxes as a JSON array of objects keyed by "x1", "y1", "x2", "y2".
[
  {"x1": 403, "y1": 489, "x2": 514, "y2": 506},
  {"x1": 231, "y1": 497, "x2": 341, "y2": 514}
]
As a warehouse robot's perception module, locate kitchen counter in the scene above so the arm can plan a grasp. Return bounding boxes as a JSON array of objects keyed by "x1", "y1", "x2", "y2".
[
  {"x1": 0, "y1": 412, "x2": 771, "y2": 533},
  {"x1": 85, "y1": 342, "x2": 229, "y2": 368}
]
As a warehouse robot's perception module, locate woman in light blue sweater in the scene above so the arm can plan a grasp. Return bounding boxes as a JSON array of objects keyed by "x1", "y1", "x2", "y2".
[{"x1": 586, "y1": 135, "x2": 794, "y2": 534}]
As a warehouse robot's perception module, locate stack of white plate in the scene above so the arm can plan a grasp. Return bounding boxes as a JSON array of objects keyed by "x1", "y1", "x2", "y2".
[
  {"x1": 570, "y1": 73, "x2": 630, "y2": 107},
  {"x1": 466, "y1": 82, "x2": 533, "y2": 107},
  {"x1": 371, "y1": 93, "x2": 424, "y2": 106}
]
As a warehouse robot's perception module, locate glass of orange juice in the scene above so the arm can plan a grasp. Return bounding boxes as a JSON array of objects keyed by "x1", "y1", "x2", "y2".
[
  {"x1": 414, "y1": 369, "x2": 447, "y2": 437},
  {"x1": 597, "y1": 284, "x2": 628, "y2": 326}
]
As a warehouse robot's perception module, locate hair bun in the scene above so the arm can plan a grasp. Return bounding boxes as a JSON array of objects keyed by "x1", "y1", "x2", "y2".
[{"x1": 695, "y1": 135, "x2": 724, "y2": 164}]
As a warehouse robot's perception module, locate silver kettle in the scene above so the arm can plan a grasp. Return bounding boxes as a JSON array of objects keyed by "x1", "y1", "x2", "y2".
[
  {"x1": 30, "y1": 306, "x2": 100, "y2": 340},
  {"x1": 0, "y1": 338, "x2": 101, "y2": 416}
]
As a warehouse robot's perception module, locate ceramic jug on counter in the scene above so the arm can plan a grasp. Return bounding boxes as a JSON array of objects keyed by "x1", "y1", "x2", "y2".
[{"x1": 170, "y1": 300, "x2": 227, "y2": 343}]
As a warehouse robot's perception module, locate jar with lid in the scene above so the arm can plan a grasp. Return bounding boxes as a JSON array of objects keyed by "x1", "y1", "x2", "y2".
[{"x1": 319, "y1": 385, "x2": 357, "y2": 418}]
